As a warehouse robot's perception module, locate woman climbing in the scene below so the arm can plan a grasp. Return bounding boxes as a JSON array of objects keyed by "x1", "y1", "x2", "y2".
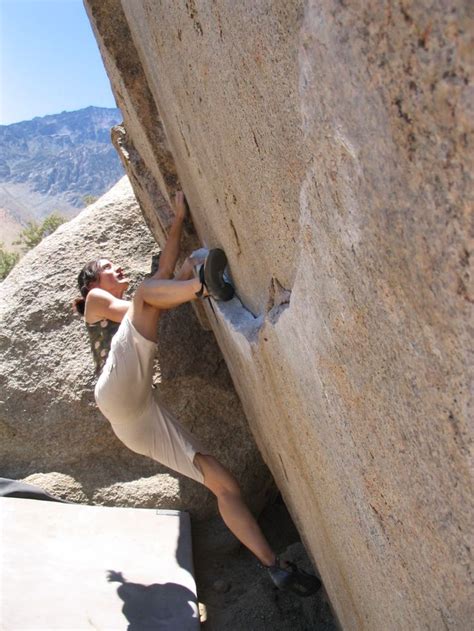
[{"x1": 74, "y1": 191, "x2": 321, "y2": 597}]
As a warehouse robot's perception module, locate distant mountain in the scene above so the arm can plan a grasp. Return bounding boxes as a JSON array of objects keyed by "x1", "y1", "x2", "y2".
[{"x1": 0, "y1": 106, "x2": 124, "y2": 247}]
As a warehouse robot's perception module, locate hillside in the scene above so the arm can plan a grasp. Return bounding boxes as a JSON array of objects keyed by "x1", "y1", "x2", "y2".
[{"x1": 0, "y1": 106, "x2": 124, "y2": 246}]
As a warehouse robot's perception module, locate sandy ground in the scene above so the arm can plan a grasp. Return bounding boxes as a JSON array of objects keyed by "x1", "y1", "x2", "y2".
[{"x1": 192, "y1": 495, "x2": 340, "y2": 630}]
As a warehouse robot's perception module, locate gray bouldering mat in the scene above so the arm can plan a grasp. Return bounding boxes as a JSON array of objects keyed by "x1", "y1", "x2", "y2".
[
  {"x1": 0, "y1": 477, "x2": 70, "y2": 503},
  {"x1": 1, "y1": 497, "x2": 199, "y2": 630}
]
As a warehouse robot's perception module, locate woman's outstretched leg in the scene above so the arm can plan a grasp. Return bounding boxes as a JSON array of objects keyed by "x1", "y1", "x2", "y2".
[
  {"x1": 194, "y1": 453, "x2": 323, "y2": 596},
  {"x1": 194, "y1": 453, "x2": 276, "y2": 567}
]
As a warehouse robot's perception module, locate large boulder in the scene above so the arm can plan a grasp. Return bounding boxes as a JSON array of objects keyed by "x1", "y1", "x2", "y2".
[
  {"x1": 84, "y1": 2, "x2": 473, "y2": 630},
  {"x1": 0, "y1": 177, "x2": 272, "y2": 518}
]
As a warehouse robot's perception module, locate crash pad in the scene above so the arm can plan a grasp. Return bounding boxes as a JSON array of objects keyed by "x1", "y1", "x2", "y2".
[{"x1": 0, "y1": 497, "x2": 199, "y2": 630}]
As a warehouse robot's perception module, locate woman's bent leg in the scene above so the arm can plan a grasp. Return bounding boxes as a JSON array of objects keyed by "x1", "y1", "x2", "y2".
[
  {"x1": 129, "y1": 276, "x2": 203, "y2": 342},
  {"x1": 137, "y1": 277, "x2": 202, "y2": 310},
  {"x1": 194, "y1": 453, "x2": 276, "y2": 567}
]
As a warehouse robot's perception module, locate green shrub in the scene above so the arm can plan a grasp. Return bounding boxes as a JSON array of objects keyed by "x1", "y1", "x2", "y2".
[
  {"x1": 0, "y1": 243, "x2": 19, "y2": 281},
  {"x1": 83, "y1": 194, "x2": 98, "y2": 206},
  {"x1": 15, "y1": 213, "x2": 66, "y2": 252}
]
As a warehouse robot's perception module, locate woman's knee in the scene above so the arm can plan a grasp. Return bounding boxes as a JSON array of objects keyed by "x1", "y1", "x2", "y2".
[{"x1": 194, "y1": 454, "x2": 241, "y2": 497}]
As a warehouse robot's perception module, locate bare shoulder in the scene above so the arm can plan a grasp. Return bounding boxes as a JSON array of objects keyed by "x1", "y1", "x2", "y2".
[
  {"x1": 87, "y1": 287, "x2": 113, "y2": 303},
  {"x1": 85, "y1": 288, "x2": 130, "y2": 324},
  {"x1": 85, "y1": 288, "x2": 110, "y2": 323}
]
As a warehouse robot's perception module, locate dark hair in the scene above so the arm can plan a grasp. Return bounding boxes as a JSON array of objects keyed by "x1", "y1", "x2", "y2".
[{"x1": 73, "y1": 259, "x2": 102, "y2": 316}]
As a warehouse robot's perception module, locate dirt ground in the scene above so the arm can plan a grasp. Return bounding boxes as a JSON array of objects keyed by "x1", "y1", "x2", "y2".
[{"x1": 192, "y1": 495, "x2": 340, "y2": 631}]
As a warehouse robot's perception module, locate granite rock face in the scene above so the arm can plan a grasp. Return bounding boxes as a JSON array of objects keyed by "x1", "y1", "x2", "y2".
[
  {"x1": 0, "y1": 177, "x2": 271, "y2": 519},
  {"x1": 84, "y1": 2, "x2": 473, "y2": 629}
]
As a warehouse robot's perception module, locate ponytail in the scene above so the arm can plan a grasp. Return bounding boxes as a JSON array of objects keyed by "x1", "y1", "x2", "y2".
[
  {"x1": 73, "y1": 296, "x2": 86, "y2": 316},
  {"x1": 73, "y1": 259, "x2": 102, "y2": 317}
]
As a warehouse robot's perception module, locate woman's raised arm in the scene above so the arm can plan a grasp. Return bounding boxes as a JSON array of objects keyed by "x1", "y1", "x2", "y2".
[{"x1": 152, "y1": 191, "x2": 187, "y2": 280}]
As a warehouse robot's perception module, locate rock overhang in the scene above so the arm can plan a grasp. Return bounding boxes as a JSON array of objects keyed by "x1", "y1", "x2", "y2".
[{"x1": 83, "y1": 2, "x2": 473, "y2": 629}]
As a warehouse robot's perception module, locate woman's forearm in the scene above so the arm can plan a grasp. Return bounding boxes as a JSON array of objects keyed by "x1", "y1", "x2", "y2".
[
  {"x1": 158, "y1": 217, "x2": 184, "y2": 277},
  {"x1": 153, "y1": 192, "x2": 186, "y2": 279}
]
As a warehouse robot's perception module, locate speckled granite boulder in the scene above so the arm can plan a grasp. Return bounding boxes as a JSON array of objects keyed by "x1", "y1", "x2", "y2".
[
  {"x1": 84, "y1": 2, "x2": 473, "y2": 629},
  {"x1": 0, "y1": 176, "x2": 272, "y2": 518}
]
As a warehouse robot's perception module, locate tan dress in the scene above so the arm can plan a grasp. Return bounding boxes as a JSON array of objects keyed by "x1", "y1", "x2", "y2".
[{"x1": 87, "y1": 315, "x2": 207, "y2": 483}]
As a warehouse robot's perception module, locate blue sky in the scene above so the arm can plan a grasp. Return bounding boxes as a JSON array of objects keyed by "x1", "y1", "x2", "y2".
[{"x1": 0, "y1": 0, "x2": 117, "y2": 125}]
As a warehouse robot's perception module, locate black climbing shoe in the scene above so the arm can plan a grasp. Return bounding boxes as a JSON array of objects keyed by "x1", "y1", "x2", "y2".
[
  {"x1": 267, "y1": 558, "x2": 322, "y2": 597},
  {"x1": 195, "y1": 248, "x2": 234, "y2": 301}
]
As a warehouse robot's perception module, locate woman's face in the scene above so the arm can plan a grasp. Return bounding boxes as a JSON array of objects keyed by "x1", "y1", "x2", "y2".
[{"x1": 97, "y1": 259, "x2": 130, "y2": 293}]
